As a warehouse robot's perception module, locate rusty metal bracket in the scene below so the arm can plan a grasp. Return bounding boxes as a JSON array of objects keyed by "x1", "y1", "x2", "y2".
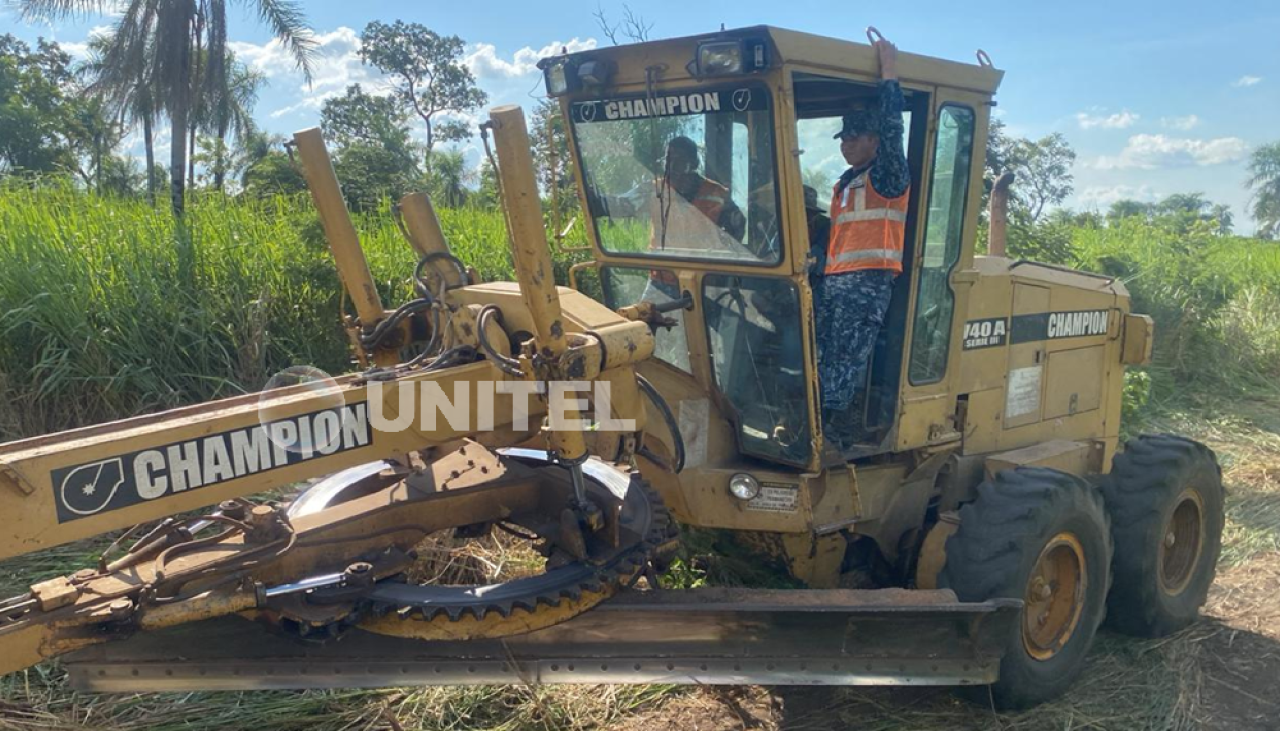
[{"x1": 0, "y1": 463, "x2": 34, "y2": 496}]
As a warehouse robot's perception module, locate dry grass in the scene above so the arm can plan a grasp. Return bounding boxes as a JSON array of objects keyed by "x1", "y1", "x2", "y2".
[{"x1": 2, "y1": 403, "x2": 1279, "y2": 730}]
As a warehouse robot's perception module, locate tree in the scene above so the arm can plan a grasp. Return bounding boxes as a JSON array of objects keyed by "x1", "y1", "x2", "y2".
[
  {"x1": 357, "y1": 20, "x2": 487, "y2": 167},
  {"x1": 19, "y1": 0, "x2": 317, "y2": 216},
  {"x1": 1107, "y1": 199, "x2": 1154, "y2": 223},
  {"x1": 425, "y1": 148, "x2": 471, "y2": 207},
  {"x1": 593, "y1": 3, "x2": 653, "y2": 45},
  {"x1": 203, "y1": 52, "x2": 264, "y2": 192},
  {"x1": 530, "y1": 99, "x2": 577, "y2": 215},
  {"x1": 1209, "y1": 204, "x2": 1234, "y2": 236},
  {"x1": 1156, "y1": 192, "x2": 1210, "y2": 217},
  {"x1": 1129, "y1": 193, "x2": 1235, "y2": 236},
  {"x1": 1001, "y1": 133, "x2": 1076, "y2": 223},
  {"x1": 232, "y1": 128, "x2": 283, "y2": 183},
  {"x1": 68, "y1": 94, "x2": 131, "y2": 193},
  {"x1": 96, "y1": 153, "x2": 146, "y2": 196},
  {"x1": 320, "y1": 84, "x2": 422, "y2": 210},
  {"x1": 81, "y1": 31, "x2": 161, "y2": 203},
  {"x1": 0, "y1": 35, "x2": 83, "y2": 177},
  {"x1": 332, "y1": 143, "x2": 420, "y2": 211},
  {"x1": 982, "y1": 120, "x2": 1077, "y2": 225},
  {"x1": 1246, "y1": 142, "x2": 1280, "y2": 240},
  {"x1": 475, "y1": 158, "x2": 500, "y2": 209},
  {"x1": 321, "y1": 84, "x2": 413, "y2": 150},
  {"x1": 241, "y1": 151, "x2": 304, "y2": 198}
]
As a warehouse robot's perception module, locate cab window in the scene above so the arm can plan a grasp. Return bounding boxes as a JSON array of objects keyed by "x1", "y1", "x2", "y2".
[
  {"x1": 600, "y1": 265, "x2": 691, "y2": 373},
  {"x1": 908, "y1": 105, "x2": 975, "y2": 385}
]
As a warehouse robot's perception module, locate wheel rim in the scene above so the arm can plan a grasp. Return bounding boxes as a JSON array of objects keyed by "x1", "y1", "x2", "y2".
[
  {"x1": 1158, "y1": 489, "x2": 1205, "y2": 596},
  {"x1": 1022, "y1": 532, "x2": 1087, "y2": 661}
]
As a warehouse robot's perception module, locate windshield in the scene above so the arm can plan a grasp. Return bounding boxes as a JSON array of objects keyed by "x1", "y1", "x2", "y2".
[{"x1": 570, "y1": 85, "x2": 780, "y2": 266}]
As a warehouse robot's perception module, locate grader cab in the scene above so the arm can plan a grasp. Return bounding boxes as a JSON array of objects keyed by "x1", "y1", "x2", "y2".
[{"x1": 0, "y1": 27, "x2": 1223, "y2": 710}]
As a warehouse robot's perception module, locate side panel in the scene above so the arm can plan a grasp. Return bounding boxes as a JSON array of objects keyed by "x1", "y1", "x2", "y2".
[{"x1": 957, "y1": 263, "x2": 1126, "y2": 467}]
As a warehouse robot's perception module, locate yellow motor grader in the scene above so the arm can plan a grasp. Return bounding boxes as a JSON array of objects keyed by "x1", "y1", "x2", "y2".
[{"x1": 0, "y1": 27, "x2": 1223, "y2": 709}]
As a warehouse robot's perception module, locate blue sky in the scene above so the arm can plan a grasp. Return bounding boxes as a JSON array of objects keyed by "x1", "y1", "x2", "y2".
[{"x1": 7, "y1": 0, "x2": 1279, "y2": 231}]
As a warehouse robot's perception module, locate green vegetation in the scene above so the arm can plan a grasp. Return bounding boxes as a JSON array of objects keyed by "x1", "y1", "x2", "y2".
[
  {"x1": 0, "y1": 181, "x2": 589, "y2": 441},
  {"x1": 1073, "y1": 216, "x2": 1280, "y2": 402},
  {"x1": 2, "y1": 176, "x2": 1278, "y2": 444}
]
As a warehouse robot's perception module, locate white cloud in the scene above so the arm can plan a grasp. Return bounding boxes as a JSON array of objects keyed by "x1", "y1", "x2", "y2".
[
  {"x1": 59, "y1": 41, "x2": 90, "y2": 59},
  {"x1": 231, "y1": 27, "x2": 382, "y2": 118},
  {"x1": 1232, "y1": 75, "x2": 1263, "y2": 87},
  {"x1": 1160, "y1": 115, "x2": 1201, "y2": 131},
  {"x1": 465, "y1": 38, "x2": 597, "y2": 80},
  {"x1": 1092, "y1": 134, "x2": 1251, "y2": 170},
  {"x1": 235, "y1": 31, "x2": 600, "y2": 121},
  {"x1": 1076, "y1": 184, "x2": 1158, "y2": 209},
  {"x1": 1076, "y1": 109, "x2": 1140, "y2": 130},
  {"x1": 59, "y1": 25, "x2": 112, "y2": 60}
]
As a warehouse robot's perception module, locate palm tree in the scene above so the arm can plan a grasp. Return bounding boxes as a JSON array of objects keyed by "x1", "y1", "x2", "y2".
[
  {"x1": 18, "y1": 0, "x2": 316, "y2": 216},
  {"x1": 186, "y1": 49, "x2": 264, "y2": 192},
  {"x1": 1247, "y1": 142, "x2": 1280, "y2": 240},
  {"x1": 1209, "y1": 203, "x2": 1233, "y2": 236},
  {"x1": 426, "y1": 148, "x2": 471, "y2": 208},
  {"x1": 81, "y1": 31, "x2": 160, "y2": 204}
]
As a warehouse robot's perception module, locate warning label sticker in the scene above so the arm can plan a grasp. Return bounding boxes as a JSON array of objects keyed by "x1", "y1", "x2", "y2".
[
  {"x1": 1006, "y1": 365, "x2": 1043, "y2": 419},
  {"x1": 747, "y1": 483, "x2": 800, "y2": 513}
]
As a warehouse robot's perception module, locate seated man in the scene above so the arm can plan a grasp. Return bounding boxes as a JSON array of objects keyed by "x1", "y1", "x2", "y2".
[
  {"x1": 817, "y1": 36, "x2": 909, "y2": 447},
  {"x1": 803, "y1": 185, "x2": 831, "y2": 289},
  {"x1": 653, "y1": 135, "x2": 746, "y2": 247},
  {"x1": 593, "y1": 136, "x2": 747, "y2": 264}
]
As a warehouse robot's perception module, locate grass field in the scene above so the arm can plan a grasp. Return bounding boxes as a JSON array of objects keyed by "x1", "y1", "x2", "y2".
[{"x1": 0, "y1": 187, "x2": 1278, "y2": 729}]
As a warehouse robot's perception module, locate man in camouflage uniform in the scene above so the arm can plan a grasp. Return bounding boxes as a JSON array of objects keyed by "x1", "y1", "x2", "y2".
[{"x1": 816, "y1": 37, "x2": 910, "y2": 445}]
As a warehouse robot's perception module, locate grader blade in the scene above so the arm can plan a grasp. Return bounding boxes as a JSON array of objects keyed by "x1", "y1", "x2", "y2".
[{"x1": 63, "y1": 589, "x2": 1020, "y2": 690}]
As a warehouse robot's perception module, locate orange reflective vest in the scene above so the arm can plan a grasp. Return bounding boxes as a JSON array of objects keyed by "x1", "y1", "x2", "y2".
[
  {"x1": 650, "y1": 177, "x2": 730, "y2": 286},
  {"x1": 688, "y1": 177, "x2": 730, "y2": 220},
  {"x1": 825, "y1": 172, "x2": 909, "y2": 275}
]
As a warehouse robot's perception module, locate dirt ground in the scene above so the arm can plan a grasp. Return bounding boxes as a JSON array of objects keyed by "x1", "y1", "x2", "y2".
[{"x1": 0, "y1": 407, "x2": 1277, "y2": 731}]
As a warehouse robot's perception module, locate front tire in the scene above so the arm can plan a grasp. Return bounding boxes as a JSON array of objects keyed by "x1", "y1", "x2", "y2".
[
  {"x1": 940, "y1": 467, "x2": 1112, "y2": 710},
  {"x1": 1101, "y1": 434, "x2": 1224, "y2": 637}
]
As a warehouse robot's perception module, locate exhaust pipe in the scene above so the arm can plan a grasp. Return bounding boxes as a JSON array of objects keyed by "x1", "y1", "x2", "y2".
[{"x1": 987, "y1": 171, "x2": 1015, "y2": 258}]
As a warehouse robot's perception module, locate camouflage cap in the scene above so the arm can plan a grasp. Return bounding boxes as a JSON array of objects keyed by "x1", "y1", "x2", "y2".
[{"x1": 833, "y1": 108, "x2": 879, "y2": 139}]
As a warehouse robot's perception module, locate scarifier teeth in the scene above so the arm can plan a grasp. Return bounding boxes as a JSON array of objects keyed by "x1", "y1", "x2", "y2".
[{"x1": 310, "y1": 477, "x2": 672, "y2": 638}]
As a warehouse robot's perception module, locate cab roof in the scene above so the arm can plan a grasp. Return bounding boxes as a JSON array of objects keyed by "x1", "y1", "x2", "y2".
[{"x1": 561, "y1": 25, "x2": 1004, "y2": 96}]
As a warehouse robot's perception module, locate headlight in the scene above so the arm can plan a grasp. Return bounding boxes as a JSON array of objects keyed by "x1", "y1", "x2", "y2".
[
  {"x1": 690, "y1": 38, "x2": 769, "y2": 79},
  {"x1": 543, "y1": 60, "x2": 570, "y2": 96},
  {"x1": 728, "y1": 473, "x2": 760, "y2": 501},
  {"x1": 696, "y1": 41, "x2": 743, "y2": 76},
  {"x1": 576, "y1": 59, "x2": 615, "y2": 88}
]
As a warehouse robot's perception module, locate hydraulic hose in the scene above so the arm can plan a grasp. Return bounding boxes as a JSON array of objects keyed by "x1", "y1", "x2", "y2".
[
  {"x1": 476, "y1": 305, "x2": 524, "y2": 377},
  {"x1": 636, "y1": 373, "x2": 685, "y2": 474}
]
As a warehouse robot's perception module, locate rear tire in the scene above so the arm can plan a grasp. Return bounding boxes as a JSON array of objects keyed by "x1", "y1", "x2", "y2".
[
  {"x1": 940, "y1": 467, "x2": 1112, "y2": 710},
  {"x1": 1101, "y1": 434, "x2": 1224, "y2": 637}
]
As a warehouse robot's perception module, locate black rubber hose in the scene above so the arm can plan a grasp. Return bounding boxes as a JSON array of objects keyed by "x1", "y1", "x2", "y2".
[
  {"x1": 635, "y1": 373, "x2": 685, "y2": 474},
  {"x1": 477, "y1": 305, "x2": 524, "y2": 377},
  {"x1": 360, "y1": 297, "x2": 435, "y2": 350},
  {"x1": 414, "y1": 252, "x2": 469, "y2": 297}
]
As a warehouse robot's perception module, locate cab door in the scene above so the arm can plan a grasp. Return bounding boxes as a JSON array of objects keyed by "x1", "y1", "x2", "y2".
[{"x1": 894, "y1": 89, "x2": 989, "y2": 449}]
